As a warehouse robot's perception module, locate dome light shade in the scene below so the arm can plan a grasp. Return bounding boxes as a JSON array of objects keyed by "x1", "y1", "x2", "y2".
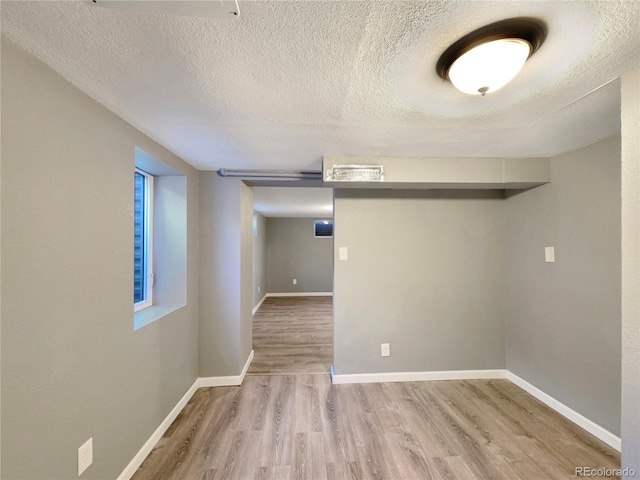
[
  {"x1": 436, "y1": 18, "x2": 547, "y2": 96},
  {"x1": 448, "y1": 39, "x2": 531, "y2": 95}
]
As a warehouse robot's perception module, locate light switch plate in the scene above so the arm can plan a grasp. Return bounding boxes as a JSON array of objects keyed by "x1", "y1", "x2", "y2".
[
  {"x1": 545, "y1": 246, "x2": 555, "y2": 263},
  {"x1": 339, "y1": 247, "x2": 348, "y2": 261}
]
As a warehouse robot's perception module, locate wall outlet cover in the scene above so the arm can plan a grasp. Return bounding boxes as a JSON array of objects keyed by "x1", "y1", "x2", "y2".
[
  {"x1": 381, "y1": 343, "x2": 390, "y2": 357},
  {"x1": 78, "y1": 437, "x2": 93, "y2": 476}
]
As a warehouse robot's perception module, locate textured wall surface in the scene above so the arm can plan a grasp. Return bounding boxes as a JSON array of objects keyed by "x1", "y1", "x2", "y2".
[
  {"x1": 505, "y1": 136, "x2": 621, "y2": 436},
  {"x1": 1, "y1": 38, "x2": 200, "y2": 480},
  {"x1": 621, "y1": 69, "x2": 640, "y2": 474},
  {"x1": 266, "y1": 218, "x2": 333, "y2": 294},
  {"x1": 333, "y1": 189, "x2": 505, "y2": 375},
  {"x1": 253, "y1": 212, "x2": 268, "y2": 308}
]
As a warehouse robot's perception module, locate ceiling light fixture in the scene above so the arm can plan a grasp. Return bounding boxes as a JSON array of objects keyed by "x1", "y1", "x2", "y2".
[{"x1": 436, "y1": 17, "x2": 547, "y2": 96}]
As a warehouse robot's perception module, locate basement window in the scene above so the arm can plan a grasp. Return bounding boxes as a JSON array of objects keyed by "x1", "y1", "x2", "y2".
[
  {"x1": 314, "y1": 219, "x2": 333, "y2": 238},
  {"x1": 134, "y1": 168, "x2": 154, "y2": 311},
  {"x1": 133, "y1": 148, "x2": 187, "y2": 330}
]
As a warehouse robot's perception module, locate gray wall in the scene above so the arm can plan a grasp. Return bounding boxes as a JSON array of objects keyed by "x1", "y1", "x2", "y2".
[
  {"x1": 621, "y1": 69, "x2": 640, "y2": 473},
  {"x1": 505, "y1": 136, "x2": 621, "y2": 436},
  {"x1": 199, "y1": 174, "x2": 253, "y2": 376},
  {"x1": 266, "y1": 217, "x2": 334, "y2": 294},
  {"x1": 239, "y1": 184, "x2": 254, "y2": 360},
  {"x1": 1, "y1": 38, "x2": 200, "y2": 479},
  {"x1": 333, "y1": 190, "x2": 505, "y2": 374},
  {"x1": 253, "y1": 212, "x2": 268, "y2": 308}
]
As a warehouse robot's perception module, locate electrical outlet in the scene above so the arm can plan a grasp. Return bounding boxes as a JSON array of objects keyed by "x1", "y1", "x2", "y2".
[
  {"x1": 381, "y1": 343, "x2": 390, "y2": 357},
  {"x1": 258, "y1": 286, "x2": 261, "y2": 293},
  {"x1": 78, "y1": 438, "x2": 93, "y2": 476},
  {"x1": 293, "y1": 279, "x2": 297, "y2": 285}
]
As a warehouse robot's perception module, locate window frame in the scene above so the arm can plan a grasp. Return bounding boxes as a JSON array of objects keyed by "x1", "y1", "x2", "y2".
[
  {"x1": 134, "y1": 168, "x2": 154, "y2": 312},
  {"x1": 314, "y1": 219, "x2": 333, "y2": 238}
]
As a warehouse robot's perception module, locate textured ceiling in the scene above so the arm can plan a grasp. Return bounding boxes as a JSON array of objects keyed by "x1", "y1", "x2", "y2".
[
  {"x1": 2, "y1": 0, "x2": 640, "y2": 173},
  {"x1": 253, "y1": 187, "x2": 333, "y2": 217}
]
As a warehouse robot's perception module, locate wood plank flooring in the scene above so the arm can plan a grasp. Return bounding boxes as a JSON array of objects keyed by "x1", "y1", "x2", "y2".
[
  {"x1": 132, "y1": 297, "x2": 620, "y2": 480},
  {"x1": 249, "y1": 296, "x2": 333, "y2": 375}
]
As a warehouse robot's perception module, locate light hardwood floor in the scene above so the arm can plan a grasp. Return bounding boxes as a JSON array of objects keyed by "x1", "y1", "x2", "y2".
[
  {"x1": 249, "y1": 296, "x2": 333, "y2": 375},
  {"x1": 132, "y1": 297, "x2": 620, "y2": 480}
]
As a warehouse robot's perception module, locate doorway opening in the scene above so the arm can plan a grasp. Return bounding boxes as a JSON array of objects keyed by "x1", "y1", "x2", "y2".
[{"x1": 248, "y1": 186, "x2": 334, "y2": 375}]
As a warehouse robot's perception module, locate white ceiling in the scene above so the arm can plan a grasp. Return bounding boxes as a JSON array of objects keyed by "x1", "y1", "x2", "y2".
[
  {"x1": 253, "y1": 187, "x2": 333, "y2": 217},
  {"x1": 2, "y1": 1, "x2": 639, "y2": 174}
]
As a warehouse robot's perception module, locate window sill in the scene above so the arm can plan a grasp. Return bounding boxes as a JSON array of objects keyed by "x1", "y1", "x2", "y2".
[{"x1": 134, "y1": 304, "x2": 185, "y2": 331}]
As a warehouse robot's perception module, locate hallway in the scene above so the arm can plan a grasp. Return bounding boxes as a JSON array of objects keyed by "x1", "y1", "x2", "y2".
[{"x1": 249, "y1": 296, "x2": 333, "y2": 375}]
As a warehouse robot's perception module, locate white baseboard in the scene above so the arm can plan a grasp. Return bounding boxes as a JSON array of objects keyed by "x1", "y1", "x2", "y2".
[
  {"x1": 266, "y1": 292, "x2": 333, "y2": 297},
  {"x1": 330, "y1": 367, "x2": 508, "y2": 385},
  {"x1": 117, "y1": 378, "x2": 199, "y2": 480},
  {"x1": 506, "y1": 371, "x2": 621, "y2": 451},
  {"x1": 118, "y1": 350, "x2": 254, "y2": 480},
  {"x1": 252, "y1": 295, "x2": 268, "y2": 315},
  {"x1": 198, "y1": 349, "x2": 254, "y2": 387}
]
